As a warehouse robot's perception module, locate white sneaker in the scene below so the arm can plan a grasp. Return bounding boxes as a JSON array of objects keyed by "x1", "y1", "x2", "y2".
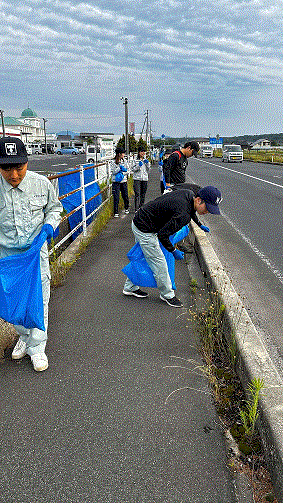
[
  {"x1": 12, "y1": 339, "x2": 27, "y2": 360},
  {"x1": 124, "y1": 209, "x2": 129, "y2": 214},
  {"x1": 114, "y1": 213, "x2": 119, "y2": 218},
  {"x1": 31, "y1": 353, "x2": 49, "y2": 372}
]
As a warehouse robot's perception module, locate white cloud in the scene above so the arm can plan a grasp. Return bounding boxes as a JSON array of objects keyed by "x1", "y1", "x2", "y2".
[{"x1": 1, "y1": 0, "x2": 283, "y2": 136}]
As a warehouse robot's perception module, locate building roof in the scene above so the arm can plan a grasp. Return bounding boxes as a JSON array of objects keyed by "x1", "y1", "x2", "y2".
[
  {"x1": 56, "y1": 135, "x2": 72, "y2": 141},
  {"x1": 251, "y1": 138, "x2": 271, "y2": 146},
  {"x1": 21, "y1": 107, "x2": 37, "y2": 118},
  {"x1": 4, "y1": 116, "x2": 23, "y2": 126}
]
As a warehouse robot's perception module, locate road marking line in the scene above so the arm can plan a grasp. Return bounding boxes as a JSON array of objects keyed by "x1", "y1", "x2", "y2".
[
  {"x1": 221, "y1": 211, "x2": 283, "y2": 285},
  {"x1": 52, "y1": 163, "x2": 68, "y2": 166},
  {"x1": 187, "y1": 175, "x2": 283, "y2": 285},
  {"x1": 199, "y1": 159, "x2": 283, "y2": 189}
]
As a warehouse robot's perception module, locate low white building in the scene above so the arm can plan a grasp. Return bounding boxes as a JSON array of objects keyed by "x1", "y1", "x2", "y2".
[
  {"x1": 251, "y1": 138, "x2": 271, "y2": 149},
  {"x1": 0, "y1": 107, "x2": 45, "y2": 145}
]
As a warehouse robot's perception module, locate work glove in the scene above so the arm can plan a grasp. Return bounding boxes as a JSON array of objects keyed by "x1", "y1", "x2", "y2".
[
  {"x1": 144, "y1": 159, "x2": 149, "y2": 164},
  {"x1": 120, "y1": 165, "x2": 127, "y2": 172},
  {"x1": 200, "y1": 225, "x2": 210, "y2": 232},
  {"x1": 42, "y1": 223, "x2": 54, "y2": 243},
  {"x1": 172, "y1": 249, "x2": 184, "y2": 260},
  {"x1": 139, "y1": 161, "x2": 143, "y2": 167},
  {"x1": 159, "y1": 161, "x2": 163, "y2": 167},
  {"x1": 164, "y1": 185, "x2": 172, "y2": 194}
]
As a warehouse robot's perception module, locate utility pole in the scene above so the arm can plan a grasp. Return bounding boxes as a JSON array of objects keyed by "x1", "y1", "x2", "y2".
[
  {"x1": 0, "y1": 110, "x2": 5, "y2": 138},
  {"x1": 43, "y1": 118, "x2": 48, "y2": 154},
  {"x1": 121, "y1": 97, "x2": 129, "y2": 158},
  {"x1": 145, "y1": 110, "x2": 150, "y2": 148}
]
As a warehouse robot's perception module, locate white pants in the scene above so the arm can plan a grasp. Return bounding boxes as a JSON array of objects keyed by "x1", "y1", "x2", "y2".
[{"x1": 124, "y1": 222, "x2": 174, "y2": 299}]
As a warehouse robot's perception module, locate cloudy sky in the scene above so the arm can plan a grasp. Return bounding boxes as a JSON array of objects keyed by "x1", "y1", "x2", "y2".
[{"x1": 1, "y1": 0, "x2": 283, "y2": 137}]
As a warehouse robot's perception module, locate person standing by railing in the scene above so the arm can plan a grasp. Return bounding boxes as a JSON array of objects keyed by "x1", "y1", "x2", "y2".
[
  {"x1": 0, "y1": 137, "x2": 62, "y2": 371},
  {"x1": 132, "y1": 146, "x2": 151, "y2": 212},
  {"x1": 109, "y1": 146, "x2": 129, "y2": 218}
]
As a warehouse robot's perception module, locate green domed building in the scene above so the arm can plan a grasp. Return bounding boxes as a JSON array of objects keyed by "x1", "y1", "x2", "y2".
[
  {"x1": 21, "y1": 107, "x2": 38, "y2": 119},
  {"x1": 19, "y1": 106, "x2": 44, "y2": 143}
]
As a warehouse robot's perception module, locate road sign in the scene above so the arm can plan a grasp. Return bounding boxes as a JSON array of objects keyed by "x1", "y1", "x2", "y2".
[{"x1": 210, "y1": 137, "x2": 223, "y2": 145}]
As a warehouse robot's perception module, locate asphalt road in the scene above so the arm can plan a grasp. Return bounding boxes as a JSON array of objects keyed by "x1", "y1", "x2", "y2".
[
  {"x1": 1, "y1": 165, "x2": 237, "y2": 503},
  {"x1": 27, "y1": 152, "x2": 87, "y2": 175},
  {"x1": 187, "y1": 156, "x2": 283, "y2": 375}
]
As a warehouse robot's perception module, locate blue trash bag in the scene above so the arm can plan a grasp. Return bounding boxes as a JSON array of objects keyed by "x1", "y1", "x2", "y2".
[
  {"x1": 0, "y1": 228, "x2": 48, "y2": 331},
  {"x1": 58, "y1": 167, "x2": 102, "y2": 241},
  {"x1": 122, "y1": 225, "x2": 189, "y2": 289}
]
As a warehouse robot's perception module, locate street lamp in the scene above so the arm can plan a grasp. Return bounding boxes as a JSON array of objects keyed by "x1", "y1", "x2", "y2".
[
  {"x1": 121, "y1": 97, "x2": 129, "y2": 158},
  {"x1": 43, "y1": 118, "x2": 48, "y2": 154}
]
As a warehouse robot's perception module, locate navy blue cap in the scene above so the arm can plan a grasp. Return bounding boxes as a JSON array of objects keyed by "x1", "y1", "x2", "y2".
[
  {"x1": 197, "y1": 186, "x2": 222, "y2": 214},
  {"x1": 0, "y1": 137, "x2": 28, "y2": 165}
]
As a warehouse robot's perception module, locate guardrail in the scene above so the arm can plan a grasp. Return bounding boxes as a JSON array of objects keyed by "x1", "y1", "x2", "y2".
[{"x1": 47, "y1": 157, "x2": 134, "y2": 255}]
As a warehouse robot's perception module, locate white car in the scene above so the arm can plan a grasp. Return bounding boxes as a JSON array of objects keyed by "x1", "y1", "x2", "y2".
[
  {"x1": 222, "y1": 144, "x2": 243, "y2": 162},
  {"x1": 25, "y1": 145, "x2": 32, "y2": 155}
]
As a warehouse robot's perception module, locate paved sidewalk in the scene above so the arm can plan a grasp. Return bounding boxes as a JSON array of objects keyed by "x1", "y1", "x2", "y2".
[{"x1": 0, "y1": 165, "x2": 237, "y2": 503}]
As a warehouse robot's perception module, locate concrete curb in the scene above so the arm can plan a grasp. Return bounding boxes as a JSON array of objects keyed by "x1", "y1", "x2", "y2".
[{"x1": 190, "y1": 221, "x2": 283, "y2": 502}]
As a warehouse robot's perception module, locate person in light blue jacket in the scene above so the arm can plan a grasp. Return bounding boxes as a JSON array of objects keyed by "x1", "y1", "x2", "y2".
[
  {"x1": 0, "y1": 137, "x2": 62, "y2": 372},
  {"x1": 109, "y1": 146, "x2": 129, "y2": 217},
  {"x1": 132, "y1": 146, "x2": 151, "y2": 212}
]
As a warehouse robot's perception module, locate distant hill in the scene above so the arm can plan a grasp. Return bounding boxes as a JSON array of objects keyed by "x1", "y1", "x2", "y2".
[
  {"x1": 152, "y1": 133, "x2": 283, "y2": 147},
  {"x1": 221, "y1": 133, "x2": 283, "y2": 146}
]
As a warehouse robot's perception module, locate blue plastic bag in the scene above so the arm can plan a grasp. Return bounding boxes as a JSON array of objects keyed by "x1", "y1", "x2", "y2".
[
  {"x1": 122, "y1": 225, "x2": 189, "y2": 289},
  {"x1": 58, "y1": 167, "x2": 102, "y2": 241},
  {"x1": 115, "y1": 171, "x2": 124, "y2": 182},
  {"x1": 0, "y1": 228, "x2": 48, "y2": 331}
]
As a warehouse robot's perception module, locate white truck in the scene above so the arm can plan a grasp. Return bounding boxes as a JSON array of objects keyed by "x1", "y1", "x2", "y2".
[
  {"x1": 86, "y1": 138, "x2": 114, "y2": 164},
  {"x1": 31, "y1": 143, "x2": 43, "y2": 155},
  {"x1": 222, "y1": 144, "x2": 243, "y2": 163},
  {"x1": 200, "y1": 145, "x2": 214, "y2": 158}
]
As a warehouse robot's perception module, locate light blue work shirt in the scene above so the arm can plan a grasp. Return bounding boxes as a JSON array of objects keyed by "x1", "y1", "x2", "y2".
[{"x1": 0, "y1": 170, "x2": 62, "y2": 275}]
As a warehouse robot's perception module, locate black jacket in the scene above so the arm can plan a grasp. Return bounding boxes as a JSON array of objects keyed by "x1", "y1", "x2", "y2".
[
  {"x1": 133, "y1": 189, "x2": 201, "y2": 253},
  {"x1": 163, "y1": 151, "x2": 188, "y2": 185}
]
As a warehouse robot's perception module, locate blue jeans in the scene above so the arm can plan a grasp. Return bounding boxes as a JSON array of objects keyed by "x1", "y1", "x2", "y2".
[{"x1": 124, "y1": 222, "x2": 174, "y2": 299}]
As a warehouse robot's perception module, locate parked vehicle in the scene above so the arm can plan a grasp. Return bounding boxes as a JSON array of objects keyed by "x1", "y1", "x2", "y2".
[
  {"x1": 41, "y1": 144, "x2": 55, "y2": 154},
  {"x1": 86, "y1": 138, "x2": 114, "y2": 164},
  {"x1": 31, "y1": 143, "x2": 43, "y2": 155},
  {"x1": 200, "y1": 145, "x2": 214, "y2": 158},
  {"x1": 56, "y1": 146, "x2": 79, "y2": 155},
  {"x1": 25, "y1": 144, "x2": 32, "y2": 155},
  {"x1": 74, "y1": 144, "x2": 85, "y2": 153},
  {"x1": 86, "y1": 145, "x2": 98, "y2": 163},
  {"x1": 222, "y1": 144, "x2": 243, "y2": 163}
]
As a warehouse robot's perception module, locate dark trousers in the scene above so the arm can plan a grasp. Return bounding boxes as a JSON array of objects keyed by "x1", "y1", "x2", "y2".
[
  {"x1": 133, "y1": 180, "x2": 148, "y2": 211},
  {"x1": 112, "y1": 181, "x2": 129, "y2": 214}
]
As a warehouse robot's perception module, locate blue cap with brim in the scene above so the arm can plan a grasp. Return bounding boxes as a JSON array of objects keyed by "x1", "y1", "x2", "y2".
[{"x1": 197, "y1": 186, "x2": 222, "y2": 214}]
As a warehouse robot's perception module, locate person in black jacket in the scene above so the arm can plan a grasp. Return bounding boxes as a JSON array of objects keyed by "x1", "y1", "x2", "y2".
[
  {"x1": 163, "y1": 141, "x2": 199, "y2": 189},
  {"x1": 123, "y1": 186, "x2": 222, "y2": 308}
]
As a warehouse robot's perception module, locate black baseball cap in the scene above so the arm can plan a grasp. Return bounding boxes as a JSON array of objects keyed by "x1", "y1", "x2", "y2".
[
  {"x1": 115, "y1": 146, "x2": 125, "y2": 155},
  {"x1": 197, "y1": 186, "x2": 222, "y2": 214},
  {"x1": 0, "y1": 137, "x2": 28, "y2": 165}
]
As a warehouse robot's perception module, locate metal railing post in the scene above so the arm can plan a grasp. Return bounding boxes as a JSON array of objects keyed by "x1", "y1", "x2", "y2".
[
  {"x1": 80, "y1": 165, "x2": 87, "y2": 236},
  {"x1": 106, "y1": 161, "x2": 111, "y2": 199}
]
